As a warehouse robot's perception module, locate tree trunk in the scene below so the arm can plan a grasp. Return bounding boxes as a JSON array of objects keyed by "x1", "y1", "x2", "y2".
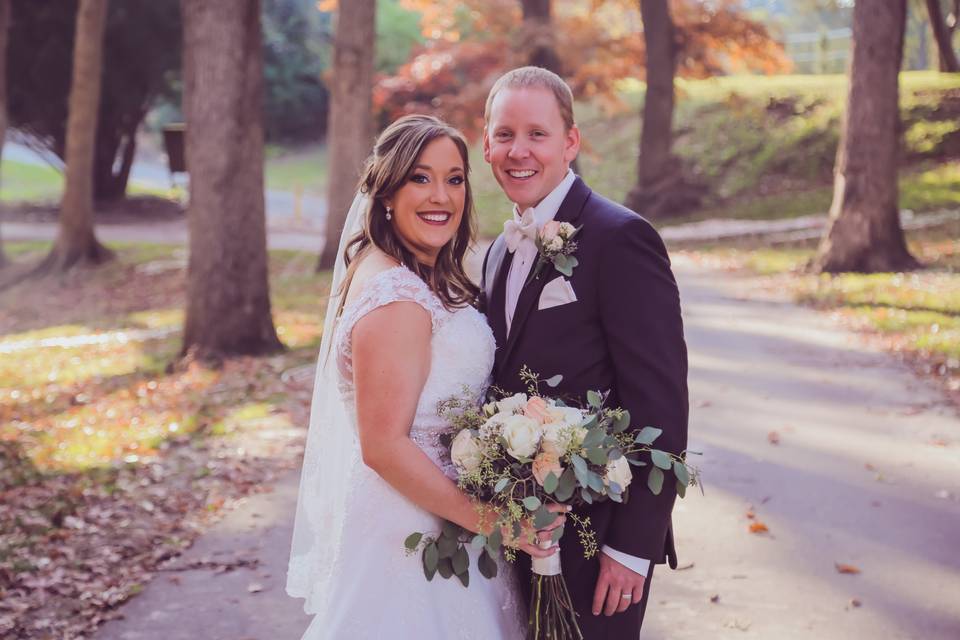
[
  {"x1": 317, "y1": 0, "x2": 375, "y2": 270},
  {"x1": 624, "y1": 0, "x2": 703, "y2": 218},
  {"x1": 521, "y1": 0, "x2": 562, "y2": 73},
  {"x1": 926, "y1": 0, "x2": 960, "y2": 72},
  {"x1": 0, "y1": 0, "x2": 10, "y2": 267},
  {"x1": 93, "y1": 114, "x2": 141, "y2": 202},
  {"x1": 813, "y1": 0, "x2": 919, "y2": 274},
  {"x1": 180, "y1": 0, "x2": 283, "y2": 361},
  {"x1": 37, "y1": 0, "x2": 114, "y2": 272}
]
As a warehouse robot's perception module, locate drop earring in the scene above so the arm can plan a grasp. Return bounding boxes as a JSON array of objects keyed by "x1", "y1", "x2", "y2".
[{"x1": 385, "y1": 206, "x2": 393, "y2": 221}]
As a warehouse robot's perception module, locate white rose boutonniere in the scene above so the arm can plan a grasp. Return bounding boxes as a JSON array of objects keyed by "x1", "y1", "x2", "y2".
[{"x1": 526, "y1": 220, "x2": 583, "y2": 286}]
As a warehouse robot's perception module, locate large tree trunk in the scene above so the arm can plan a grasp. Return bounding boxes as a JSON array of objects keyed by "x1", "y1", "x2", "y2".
[
  {"x1": 926, "y1": 0, "x2": 960, "y2": 72},
  {"x1": 813, "y1": 0, "x2": 919, "y2": 273},
  {"x1": 180, "y1": 0, "x2": 283, "y2": 361},
  {"x1": 521, "y1": 0, "x2": 562, "y2": 73},
  {"x1": 317, "y1": 0, "x2": 375, "y2": 270},
  {"x1": 0, "y1": 0, "x2": 10, "y2": 267},
  {"x1": 37, "y1": 0, "x2": 114, "y2": 272},
  {"x1": 624, "y1": 0, "x2": 702, "y2": 219}
]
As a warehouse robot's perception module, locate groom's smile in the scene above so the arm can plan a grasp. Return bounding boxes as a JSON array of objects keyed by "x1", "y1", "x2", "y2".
[{"x1": 483, "y1": 86, "x2": 580, "y2": 211}]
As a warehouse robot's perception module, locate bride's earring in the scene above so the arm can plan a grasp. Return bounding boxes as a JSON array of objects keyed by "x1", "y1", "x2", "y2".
[{"x1": 385, "y1": 206, "x2": 393, "y2": 221}]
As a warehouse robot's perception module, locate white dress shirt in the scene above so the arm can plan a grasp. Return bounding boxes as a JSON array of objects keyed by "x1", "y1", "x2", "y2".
[{"x1": 502, "y1": 169, "x2": 650, "y2": 578}]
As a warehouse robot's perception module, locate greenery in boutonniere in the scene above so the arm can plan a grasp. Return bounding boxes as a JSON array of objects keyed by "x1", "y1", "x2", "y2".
[{"x1": 526, "y1": 221, "x2": 583, "y2": 286}]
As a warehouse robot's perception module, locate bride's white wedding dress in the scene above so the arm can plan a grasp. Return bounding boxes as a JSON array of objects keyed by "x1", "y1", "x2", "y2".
[{"x1": 296, "y1": 265, "x2": 524, "y2": 639}]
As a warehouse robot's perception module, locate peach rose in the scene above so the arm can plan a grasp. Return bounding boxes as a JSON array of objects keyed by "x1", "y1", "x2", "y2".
[
  {"x1": 540, "y1": 220, "x2": 561, "y2": 243},
  {"x1": 523, "y1": 396, "x2": 552, "y2": 425},
  {"x1": 532, "y1": 449, "x2": 564, "y2": 486}
]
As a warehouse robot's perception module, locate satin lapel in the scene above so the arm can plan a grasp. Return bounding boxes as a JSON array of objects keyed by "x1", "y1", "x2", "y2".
[
  {"x1": 499, "y1": 177, "x2": 592, "y2": 368},
  {"x1": 485, "y1": 235, "x2": 512, "y2": 352}
]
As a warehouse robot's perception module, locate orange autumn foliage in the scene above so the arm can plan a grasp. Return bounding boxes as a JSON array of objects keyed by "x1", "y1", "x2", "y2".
[{"x1": 371, "y1": 0, "x2": 790, "y2": 140}]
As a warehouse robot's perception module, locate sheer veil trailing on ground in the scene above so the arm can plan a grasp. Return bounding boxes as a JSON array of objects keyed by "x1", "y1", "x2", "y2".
[{"x1": 286, "y1": 192, "x2": 369, "y2": 614}]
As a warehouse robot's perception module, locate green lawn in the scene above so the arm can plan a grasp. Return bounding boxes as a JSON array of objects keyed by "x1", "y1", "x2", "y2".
[{"x1": 0, "y1": 159, "x2": 63, "y2": 202}]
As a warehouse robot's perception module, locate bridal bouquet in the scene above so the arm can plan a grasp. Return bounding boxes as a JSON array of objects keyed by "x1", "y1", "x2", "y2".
[{"x1": 405, "y1": 367, "x2": 700, "y2": 640}]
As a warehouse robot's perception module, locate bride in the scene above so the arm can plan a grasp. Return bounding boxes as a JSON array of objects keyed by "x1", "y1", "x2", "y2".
[{"x1": 287, "y1": 115, "x2": 565, "y2": 639}]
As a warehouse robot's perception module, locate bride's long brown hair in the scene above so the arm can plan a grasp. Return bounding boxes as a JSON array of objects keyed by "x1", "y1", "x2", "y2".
[{"x1": 340, "y1": 115, "x2": 480, "y2": 311}]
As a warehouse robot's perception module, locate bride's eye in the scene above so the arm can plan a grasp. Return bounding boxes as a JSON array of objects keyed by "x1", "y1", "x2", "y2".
[
  {"x1": 409, "y1": 173, "x2": 429, "y2": 184},
  {"x1": 448, "y1": 175, "x2": 464, "y2": 186}
]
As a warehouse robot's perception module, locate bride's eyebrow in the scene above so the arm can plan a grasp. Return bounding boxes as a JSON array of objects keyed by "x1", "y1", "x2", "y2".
[{"x1": 412, "y1": 163, "x2": 464, "y2": 174}]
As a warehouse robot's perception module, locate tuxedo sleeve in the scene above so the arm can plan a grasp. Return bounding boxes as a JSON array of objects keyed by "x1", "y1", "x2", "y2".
[{"x1": 598, "y1": 216, "x2": 688, "y2": 562}]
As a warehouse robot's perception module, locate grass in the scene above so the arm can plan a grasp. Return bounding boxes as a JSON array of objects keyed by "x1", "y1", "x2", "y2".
[
  {"x1": 0, "y1": 159, "x2": 63, "y2": 202},
  {"x1": 0, "y1": 242, "x2": 330, "y2": 475},
  {"x1": 264, "y1": 143, "x2": 328, "y2": 195},
  {"x1": 682, "y1": 220, "x2": 960, "y2": 377}
]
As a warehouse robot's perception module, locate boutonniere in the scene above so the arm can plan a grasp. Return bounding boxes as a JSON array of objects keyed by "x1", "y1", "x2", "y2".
[{"x1": 525, "y1": 220, "x2": 582, "y2": 286}]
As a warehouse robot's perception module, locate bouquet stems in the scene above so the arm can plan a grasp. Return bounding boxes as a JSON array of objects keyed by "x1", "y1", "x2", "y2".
[{"x1": 527, "y1": 544, "x2": 583, "y2": 640}]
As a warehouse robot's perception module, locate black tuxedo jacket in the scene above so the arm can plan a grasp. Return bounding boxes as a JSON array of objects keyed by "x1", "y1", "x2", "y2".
[{"x1": 480, "y1": 176, "x2": 687, "y2": 582}]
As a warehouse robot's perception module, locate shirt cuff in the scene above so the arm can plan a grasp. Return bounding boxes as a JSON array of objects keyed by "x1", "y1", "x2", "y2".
[{"x1": 601, "y1": 545, "x2": 650, "y2": 577}]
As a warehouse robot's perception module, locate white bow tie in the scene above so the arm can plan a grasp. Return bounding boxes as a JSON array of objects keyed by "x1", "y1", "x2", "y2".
[{"x1": 503, "y1": 208, "x2": 538, "y2": 253}]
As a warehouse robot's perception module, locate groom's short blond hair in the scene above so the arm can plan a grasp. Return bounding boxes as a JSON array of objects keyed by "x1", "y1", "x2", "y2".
[{"x1": 484, "y1": 67, "x2": 575, "y2": 132}]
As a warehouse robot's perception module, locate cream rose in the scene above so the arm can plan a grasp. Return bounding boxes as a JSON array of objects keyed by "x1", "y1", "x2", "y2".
[
  {"x1": 501, "y1": 414, "x2": 541, "y2": 459},
  {"x1": 604, "y1": 455, "x2": 633, "y2": 491},
  {"x1": 451, "y1": 430, "x2": 482, "y2": 474},
  {"x1": 496, "y1": 393, "x2": 528, "y2": 414},
  {"x1": 540, "y1": 421, "x2": 568, "y2": 456},
  {"x1": 547, "y1": 236, "x2": 564, "y2": 252},
  {"x1": 540, "y1": 220, "x2": 561, "y2": 243},
  {"x1": 559, "y1": 222, "x2": 576, "y2": 238}
]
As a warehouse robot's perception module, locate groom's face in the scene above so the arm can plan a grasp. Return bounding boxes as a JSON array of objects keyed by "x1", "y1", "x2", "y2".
[{"x1": 483, "y1": 87, "x2": 580, "y2": 211}]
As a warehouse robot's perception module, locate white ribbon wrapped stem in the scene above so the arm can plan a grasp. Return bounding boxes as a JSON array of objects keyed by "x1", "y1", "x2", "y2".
[{"x1": 531, "y1": 540, "x2": 562, "y2": 576}]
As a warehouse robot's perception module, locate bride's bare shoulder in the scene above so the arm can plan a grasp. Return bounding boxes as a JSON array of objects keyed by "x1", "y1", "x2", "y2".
[{"x1": 344, "y1": 250, "x2": 403, "y2": 305}]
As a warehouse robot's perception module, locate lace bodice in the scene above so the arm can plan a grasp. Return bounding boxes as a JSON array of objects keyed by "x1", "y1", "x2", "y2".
[{"x1": 333, "y1": 266, "x2": 495, "y2": 473}]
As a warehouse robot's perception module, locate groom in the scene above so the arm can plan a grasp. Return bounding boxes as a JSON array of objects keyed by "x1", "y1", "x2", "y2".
[{"x1": 480, "y1": 67, "x2": 688, "y2": 637}]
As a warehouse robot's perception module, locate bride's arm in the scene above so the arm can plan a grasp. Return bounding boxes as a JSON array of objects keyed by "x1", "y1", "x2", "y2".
[{"x1": 352, "y1": 301, "x2": 562, "y2": 553}]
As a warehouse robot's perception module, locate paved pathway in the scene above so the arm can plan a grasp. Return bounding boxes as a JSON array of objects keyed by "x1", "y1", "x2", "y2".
[{"x1": 91, "y1": 258, "x2": 960, "y2": 639}]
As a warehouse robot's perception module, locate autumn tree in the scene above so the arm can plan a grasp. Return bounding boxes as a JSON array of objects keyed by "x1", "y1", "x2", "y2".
[
  {"x1": 925, "y1": 0, "x2": 960, "y2": 71},
  {"x1": 521, "y1": 0, "x2": 562, "y2": 72},
  {"x1": 180, "y1": 0, "x2": 283, "y2": 360},
  {"x1": 0, "y1": 0, "x2": 10, "y2": 267},
  {"x1": 813, "y1": 0, "x2": 919, "y2": 273},
  {"x1": 35, "y1": 0, "x2": 114, "y2": 273},
  {"x1": 318, "y1": 0, "x2": 376, "y2": 270}
]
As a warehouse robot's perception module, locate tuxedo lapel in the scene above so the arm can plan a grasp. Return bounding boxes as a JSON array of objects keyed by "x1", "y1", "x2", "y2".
[
  {"x1": 499, "y1": 177, "x2": 592, "y2": 368},
  {"x1": 485, "y1": 235, "x2": 513, "y2": 352}
]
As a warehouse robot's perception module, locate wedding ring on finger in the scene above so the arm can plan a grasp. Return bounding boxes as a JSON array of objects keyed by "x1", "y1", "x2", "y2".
[{"x1": 620, "y1": 593, "x2": 632, "y2": 600}]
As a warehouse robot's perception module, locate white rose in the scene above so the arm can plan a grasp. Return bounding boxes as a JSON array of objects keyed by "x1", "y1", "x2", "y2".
[
  {"x1": 547, "y1": 406, "x2": 585, "y2": 429},
  {"x1": 501, "y1": 414, "x2": 541, "y2": 459},
  {"x1": 479, "y1": 411, "x2": 513, "y2": 439},
  {"x1": 451, "y1": 429, "x2": 482, "y2": 474},
  {"x1": 559, "y1": 222, "x2": 576, "y2": 238},
  {"x1": 539, "y1": 421, "x2": 568, "y2": 456},
  {"x1": 547, "y1": 236, "x2": 564, "y2": 252},
  {"x1": 604, "y1": 455, "x2": 633, "y2": 491},
  {"x1": 483, "y1": 401, "x2": 498, "y2": 417},
  {"x1": 496, "y1": 393, "x2": 528, "y2": 414}
]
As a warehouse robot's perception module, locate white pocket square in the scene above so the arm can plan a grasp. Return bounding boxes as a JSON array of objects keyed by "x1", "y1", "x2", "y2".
[{"x1": 538, "y1": 277, "x2": 578, "y2": 310}]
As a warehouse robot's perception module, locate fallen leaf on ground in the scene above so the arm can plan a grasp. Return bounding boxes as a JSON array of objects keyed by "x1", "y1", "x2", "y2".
[
  {"x1": 767, "y1": 431, "x2": 780, "y2": 445},
  {"x1": 835, "y1": 563, "x2": 860, "y2": 574},
  {"x1": 748, "y1": 521, "x2": 769, "y2": 534},
  {"x1": 247, "y1": 582, "x2": 264, "y2": 593},
  {"x1": 849, "y1": 598, "x2": 862, "y2": 608},
  {"x1": 710, "y1": 594, "x2": 720, "y2": 603}
]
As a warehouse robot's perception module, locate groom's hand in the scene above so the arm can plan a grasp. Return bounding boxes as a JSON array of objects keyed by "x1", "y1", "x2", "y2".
[{"x1": 592, "y1": 552, "x2": 645, "y2": 616}]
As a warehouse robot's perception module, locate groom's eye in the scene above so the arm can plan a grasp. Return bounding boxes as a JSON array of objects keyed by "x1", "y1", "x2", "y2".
[{"x1": 495, "y1": 131, "x2": 512, "y2": 141}]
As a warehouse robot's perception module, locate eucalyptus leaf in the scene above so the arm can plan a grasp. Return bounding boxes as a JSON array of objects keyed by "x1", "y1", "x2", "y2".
[
  {"x1": 580, "y1": 414, "x2": 598, "y2": 430},
  {"x1": 456, "y1": 568, "x2": 470, "y2": 587},
  {"x1": 486, "y1": 528, "x2": 503, "y2": 554},
  {"x1": 587, "y1": 390, "x2": 603, "y2": 409},
  {"x1": 452, "y1": 545, "x2": 469, "y2": 575},
  {"x1": 555, "y1": 467, "x2": 576, "y2": 502},
  {"x1": 587, "y1": 471, "x2": 605, "y2": 493},
  {"x1": 494, "y1": 477, "x2": 510, "y2": 493},
  {"x1": 651, "y1": 449, "x2": 672, "y2": 470},
  {"x1": 423, "y1": 542, "x2": 439, "y2": 580},
  {"x1": 543, "y1": 471, "x2": 559, "y2": 494},
  {"x1": 647, "y1": 466, "x2": 664, "y2": 495},
  {"x1": 609, "y1": 489, "x2": 622, "y2": 503},
  {"x1": 676, "y1": 479, "x2": 687, "y2": 499},
  {"x1": 437, "y1": 532, "x2": 458, "y2": 559},
  {"x1": 608, "y1": 481, "x2": 622, "y2": 495},
  {"x1": 404, "y1": 532, "x2": 423, "y2": 551},
  {"x1": 571, "y1": 454, "x2": 588, "y2": 475},
  {"x1": 437, "y1": 557, "x2": 454, "y2": 579},
  {"x1": 635, "y1": 426, "x2": 663, "y2": 446},
  {"x1": 471, "y1": 534, "x2": 487, "y2": 551},
  {"x1": 608, "y1": 448, "x2": 623, "y2": 461},
  {"x1": 523, "y1": 496, "x2": 542, "y2": 511},
  {"x1": 442, "y1": 520, "x2": 461, "y2": 538},
  {"x1": 583, "y1": 428, "x2": 605, "y2": 450},
  {"x1": 613, "y1": 411, "x2": 631, "y2": 433},
  {"x1": 556, "y1": 262, "x2": 573, "y2": 277},
  {"x1": 566, "y1": 256, "x2": 579, "y2": 268},
  {"x1": 581, "y1": 487, "x2": 593, "y2": 504},
  {"x1": 674, "y1": 460, "x2": 691, "y2": 486},
  {"x1": 533, "y1": 506, "x2": 558, "y2": 529},
  {"x1": 478, "y1": 548, "x2": 499, "y2": 579},
  {"x1": 586, "y1": 446, "x2": 608, "y2": 466},
  {"x1": 545, "y1": 374, "x2": 564, "y2": 388},
  {"x1": 625, "y1": 456, "x2": 647, "y2": 467},
  {"x1": 550, "y1": 525, "x2": 565, "y2": 544}
]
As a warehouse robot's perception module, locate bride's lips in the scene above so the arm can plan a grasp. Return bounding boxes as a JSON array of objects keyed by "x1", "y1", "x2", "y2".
[{"x1": 417, "y1": 210, "x2": 453, "y2": 226}]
